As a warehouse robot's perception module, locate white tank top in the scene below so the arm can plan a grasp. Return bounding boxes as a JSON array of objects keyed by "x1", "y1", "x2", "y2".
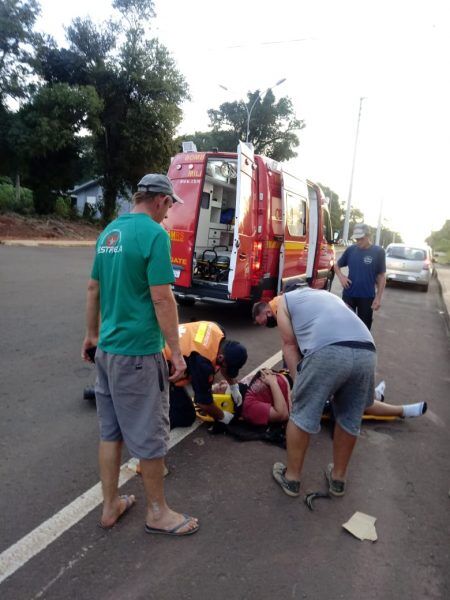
[{"x1": 285, "y1": 288, "x2": 375, "y2": 357}]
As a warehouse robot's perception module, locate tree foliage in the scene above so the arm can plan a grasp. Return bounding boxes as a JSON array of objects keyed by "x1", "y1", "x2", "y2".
[
  {"x1": 35, "y1": 0, "x2": 188, "y2": 221},
  {"x1": 1, "y1": 0, "x2": 188, "y2": 220},
  {"x1": 0, "y1": 0, "x2": 41, "y2": 105},
  {"x1": 181, "y1": 89, "x2": 304, "y2": 162},
  {"x1": 13, "y1": 83, "x2": 103, "y2": 212},
  {"x1": 426, "y1": 220, "x2": 450, "y2": 255}
]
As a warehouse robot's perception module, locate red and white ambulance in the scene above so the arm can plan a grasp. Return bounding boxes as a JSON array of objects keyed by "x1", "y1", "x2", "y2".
[{"x1": 164, "y1": 142, "x2": 335, "y2": 306}]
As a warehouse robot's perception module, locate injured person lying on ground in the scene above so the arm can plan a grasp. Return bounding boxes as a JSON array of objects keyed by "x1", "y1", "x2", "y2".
[{"x1": 212, "y1": 369, "x2": 427, "y2": 428}]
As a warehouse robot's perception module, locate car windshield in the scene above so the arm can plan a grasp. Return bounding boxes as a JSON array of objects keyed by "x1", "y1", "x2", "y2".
[{"x1": 386, "y1": 246, "x2": 426, "y2": 261}]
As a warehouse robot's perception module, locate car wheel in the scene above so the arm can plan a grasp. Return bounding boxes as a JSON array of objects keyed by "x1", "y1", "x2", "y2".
[
  {"x1": 421, "y1": 284, "x2": 429, "y2": 293},
  {"x1": 176, "y1": 295, "x2": 196, "y2": 307}
]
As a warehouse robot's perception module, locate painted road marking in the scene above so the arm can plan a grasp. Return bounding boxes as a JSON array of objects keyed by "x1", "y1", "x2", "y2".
[{"x1": 0, "y1": 351, "x2": 283, "y2": 584}]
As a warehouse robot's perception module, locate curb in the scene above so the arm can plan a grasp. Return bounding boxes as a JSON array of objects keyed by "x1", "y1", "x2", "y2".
[{"x1": 0, "y1": 239, "x2": 96, "y2": 247}]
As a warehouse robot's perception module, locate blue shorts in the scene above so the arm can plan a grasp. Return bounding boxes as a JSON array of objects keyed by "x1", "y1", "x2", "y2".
[{"x1": 290, "y1": 344, "x2": 376, "y2": 436}]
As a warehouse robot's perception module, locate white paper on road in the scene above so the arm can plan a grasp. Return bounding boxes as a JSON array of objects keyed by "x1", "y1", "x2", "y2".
[{"x1": 342, "y1": 511, "x2": 378, "y2": 541}]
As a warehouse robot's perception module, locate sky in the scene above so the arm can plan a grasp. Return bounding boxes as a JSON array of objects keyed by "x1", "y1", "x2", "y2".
[{"x1": 36, "y1": 0, "x2": 450, "y2": 243}]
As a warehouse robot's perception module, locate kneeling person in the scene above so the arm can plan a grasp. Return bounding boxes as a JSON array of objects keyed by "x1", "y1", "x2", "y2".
[{"x1": 164, "y1": 321, "x2": 248, "y2": 425}]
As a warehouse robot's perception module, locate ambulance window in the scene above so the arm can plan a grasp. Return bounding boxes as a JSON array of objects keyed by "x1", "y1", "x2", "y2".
[{"x1": 286, "y1": 193, "x2": 306, "y2": 237}]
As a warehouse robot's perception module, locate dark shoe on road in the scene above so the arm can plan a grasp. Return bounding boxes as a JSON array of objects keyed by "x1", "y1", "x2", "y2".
[
  {"x1": 325, "y1": 463, "x2": 346, "y2": 496},
  {"x1": 272, "y1": 462, "x2": 300, "y2": 497}
]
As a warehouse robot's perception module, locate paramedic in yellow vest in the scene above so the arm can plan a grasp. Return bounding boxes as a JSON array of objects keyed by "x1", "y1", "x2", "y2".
[{"x1": 164, "y1": 321, "x2": 248, "y2": 424}]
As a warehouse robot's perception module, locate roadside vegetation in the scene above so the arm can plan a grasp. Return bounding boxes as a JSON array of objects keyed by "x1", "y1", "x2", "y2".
[{"x1": 426, "y1": 221, "x2": 450, "y2": 265}]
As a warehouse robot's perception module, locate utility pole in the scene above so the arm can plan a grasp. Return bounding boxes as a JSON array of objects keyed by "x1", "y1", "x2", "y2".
[
  {"x1": 219, "y1": 79, "x2": 286, "y2": 145},
  {"x1": 375, "y1": 198, "x2": 383, "y2": 245},
  {"x1": 342, "y1": 97, "x2": 366, "y2": 242}
]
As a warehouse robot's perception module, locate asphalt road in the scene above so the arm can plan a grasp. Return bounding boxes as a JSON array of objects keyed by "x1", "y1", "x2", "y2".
[{"x1": 0, "y1": 246, "x2": 449, "y2": 600}]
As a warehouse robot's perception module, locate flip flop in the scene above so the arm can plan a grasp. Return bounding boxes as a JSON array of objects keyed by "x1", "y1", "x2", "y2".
[
  {"x1": 98, "y1": 494, "x2": 136, "y2": 530},
  {"x1": 144, "y1": 514, "x2": 199, "y2": 537}
]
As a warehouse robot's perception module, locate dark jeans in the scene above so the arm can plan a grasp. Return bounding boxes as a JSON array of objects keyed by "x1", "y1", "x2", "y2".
[{"x1": 342, "y1": 295, "x2": 374, "y2": 330}]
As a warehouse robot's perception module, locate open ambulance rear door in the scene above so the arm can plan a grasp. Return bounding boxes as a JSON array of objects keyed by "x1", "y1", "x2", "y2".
[
  {"x1": 228, "y1": 142, "x2": 257, "y2": 299},
  {"x1": 278, "y1": 171, "x2": 310, "y2": 289}
]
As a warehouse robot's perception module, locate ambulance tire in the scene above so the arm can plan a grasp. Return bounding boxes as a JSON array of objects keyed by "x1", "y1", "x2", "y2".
[{"x1": 176, "y1": 295, "x2": 196, "y2": 307}]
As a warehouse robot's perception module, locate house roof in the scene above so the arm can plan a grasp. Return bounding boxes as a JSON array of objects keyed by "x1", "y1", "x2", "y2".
[{"x1": 70, "y1": 179, "x2": 101, "y2": 194}]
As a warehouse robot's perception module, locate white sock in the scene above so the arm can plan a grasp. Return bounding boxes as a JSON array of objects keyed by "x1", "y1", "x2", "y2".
[
  {"x1": 219, "y1": 410, "x2": 234, "y2": 424},
  {"x1": 374, "y1": 380, "x2": 386, "y2": 401},
  {"x1": 402, "y1": 402, "x2": 427, "y2": 418}
]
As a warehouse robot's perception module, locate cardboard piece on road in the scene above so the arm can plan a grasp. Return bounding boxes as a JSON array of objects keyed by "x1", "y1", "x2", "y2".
[{"x1": 342, "y1": 511, "x2": 378, "y2": 541}]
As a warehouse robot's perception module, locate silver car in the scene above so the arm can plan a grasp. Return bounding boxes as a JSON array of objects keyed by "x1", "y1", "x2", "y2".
[{"x1": 385, "y1": 243, "x2": 434, "y2": 292}]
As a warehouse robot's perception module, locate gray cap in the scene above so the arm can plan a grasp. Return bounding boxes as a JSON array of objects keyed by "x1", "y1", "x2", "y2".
[
  {"x1": 137, "y1": 174, "x2": 184, "y2": 204},
  {"x1": 352, "y1": 223, "x2": 370, "y2": 239}
]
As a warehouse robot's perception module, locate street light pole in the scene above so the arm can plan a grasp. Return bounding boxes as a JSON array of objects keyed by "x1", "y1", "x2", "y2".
[
  {"x1": 219, "y1": 79, "x2": 286, "y2": 145},
  {"x1": 375, "y1": 198, "x2": 383, "y2": 245},
  {"x1": 342, "y1": 96, "x2": 366, "y2": 243}
]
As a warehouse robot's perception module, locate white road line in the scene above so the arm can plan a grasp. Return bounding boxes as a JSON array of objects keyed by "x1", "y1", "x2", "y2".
[{"x1": 0, "y1": 351, "x2": 283, "y2": 584}]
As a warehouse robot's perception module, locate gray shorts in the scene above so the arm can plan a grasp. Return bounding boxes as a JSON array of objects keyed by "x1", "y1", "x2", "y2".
[
  {"x1": 95, "y1": 349, "x2": 170, "y2": 459},
  {"x1": 290, "y1": 345, "x2": 376, "y2": 436}
]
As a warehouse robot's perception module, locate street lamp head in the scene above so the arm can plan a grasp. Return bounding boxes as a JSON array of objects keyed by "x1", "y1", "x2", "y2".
[
  {"x1": 218, "y1": 84, "x2": 229, "y2": 91},
  {"x1": 275, "y1": 78, "x2": 287, "y2": 87}
]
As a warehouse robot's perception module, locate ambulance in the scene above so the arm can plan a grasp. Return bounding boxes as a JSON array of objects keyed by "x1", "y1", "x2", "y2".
[{"x1": 164, "y1": 142, "x2": 335, "y2": 306}]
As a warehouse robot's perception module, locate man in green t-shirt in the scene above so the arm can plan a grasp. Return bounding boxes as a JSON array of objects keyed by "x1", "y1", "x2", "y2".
[{"x1": 81, "y1": 174, "x2": 199, "y2": 536}]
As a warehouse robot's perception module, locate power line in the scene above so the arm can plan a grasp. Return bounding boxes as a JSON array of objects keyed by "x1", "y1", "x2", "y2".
[{"x1": 207, "y1": 37, "x2": 314, "y2": 51}]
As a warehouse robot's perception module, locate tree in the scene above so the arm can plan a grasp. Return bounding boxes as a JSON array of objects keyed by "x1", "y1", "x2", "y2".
[
  {"x1": 426, "y1": 220, "x2": 450, "y2": 262},
  {"x1": 182, "y1": 89, "x2": 304, "y2": 162},
  {"x1": 36, "y1": 0, "x2": 188, "y2": 221},
  {"x1": 13, "y1": 83, "x2": 102, "y2": 212},
  {"x1": 0, "y1": 0, "x2": 41, "y2": 106},
  {"x1": 317, "y1": 183, "x2": 343, "y2": 234}
]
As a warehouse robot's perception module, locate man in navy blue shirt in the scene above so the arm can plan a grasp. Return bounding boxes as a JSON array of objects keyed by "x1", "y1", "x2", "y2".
[{"x1": 334, "y1": 224, "x2": 386, "y2": 330}]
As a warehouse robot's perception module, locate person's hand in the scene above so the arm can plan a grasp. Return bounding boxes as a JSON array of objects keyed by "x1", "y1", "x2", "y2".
[
  {"x1": 338, "y1": 274, "x2": 352, "y2": 289},
  {"x1": 260, "y1": 368, "x2": 277, "y2": 387},
  {"x1": 372, "y1": 297, "x2": 381, "y2": 311},
  {"x1": 81, "y1": 335, "x2": 98, "y2": 362},
  {"x1": 212, "y1": 380, "x2": 230, "y2": 394},
  {"x1": 168, "y1": 352, "x2": 187, "y2": 382},
  {"x1": 229, "y1": 383, "x2": 242, "y2": 407}
]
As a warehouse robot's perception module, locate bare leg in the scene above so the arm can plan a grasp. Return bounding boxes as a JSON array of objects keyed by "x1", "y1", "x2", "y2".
[
  {"x1": 364, "y1": 400, "x2": 402, "y2": 417},
  {"x1": 140, "y1": 457, "x2": 198, "y2": 533},
  {"x1": 99, "y1": 440, "x2": 135, "y2": 527},
  {"x1": 285, "y1": 420, "x2": 310, "y2": 481},
  {"x1": 332, "y1": 423, "x2": 357, "y2": 480}
]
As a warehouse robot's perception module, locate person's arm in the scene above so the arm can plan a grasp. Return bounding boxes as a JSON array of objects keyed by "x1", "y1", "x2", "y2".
[
  {"x1": 372, "y1": 272, "x2": 386, "y2": 311},
  {"x1": 81, "y1": 278, "x2": 100, "y2": 362},
  {"x1": 372, "y1": 248, "x2": 386, "y2": 311},
  {"x1": 334, "y1": 250, "x2": 351, "y2": 289},
  {"x1": 260, "y1": 370, "x2": 289, "y2": 422},
  {"x1": 276, "y1": 296, "x2": 302, "y2": 379},
  {"x1": 188, "y1": 353, "x2": 215, "y2": 406},
  {"x1": 150, "y1": 284, "x2": 186, "y2": 382}
]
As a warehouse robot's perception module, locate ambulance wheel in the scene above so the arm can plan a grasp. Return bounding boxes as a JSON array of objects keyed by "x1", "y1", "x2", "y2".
[
  {"x1": 176, "y1": 295, "x2": 196, "y2": 307},
  {"x1": 83, "y1": 386, "x2": 96, "y2": 402}
]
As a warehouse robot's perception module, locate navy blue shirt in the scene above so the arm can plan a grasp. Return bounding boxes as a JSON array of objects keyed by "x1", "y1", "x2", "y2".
[{"x1": 338, "y1": 244, "x2": 386, "y2": 298}]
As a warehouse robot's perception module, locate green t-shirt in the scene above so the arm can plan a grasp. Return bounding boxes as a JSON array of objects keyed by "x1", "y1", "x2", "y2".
[{"x1": 91, "y1": 213, "x2": 175, "y2": 355}]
